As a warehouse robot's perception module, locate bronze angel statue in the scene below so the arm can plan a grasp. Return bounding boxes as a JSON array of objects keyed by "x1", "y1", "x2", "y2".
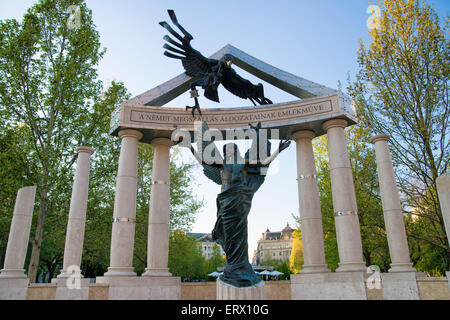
[
  {"x1": 159, "y1": 10, "x2": 273, "y2": 116},
  {"x1": 174, "y1": 122, "x2": 291, "y2": 287}
]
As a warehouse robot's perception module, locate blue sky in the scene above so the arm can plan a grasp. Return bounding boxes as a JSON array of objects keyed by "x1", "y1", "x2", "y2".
[{"x1": 1, "y1": 0, "x2": 449, "y2": 262}]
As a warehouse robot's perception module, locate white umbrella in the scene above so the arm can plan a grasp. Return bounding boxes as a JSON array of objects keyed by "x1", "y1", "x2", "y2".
[
  {"x1": 208, "y1": 272, "x2": 220, "y2": 277},
  {"x1": 259, "y1": 270, "x2": 272, "y2": 275},
  {"x1": 270, "y1": 271, "x2": 284, "y2": 276},
  {"x1": 258, "y1": 270, "x2": 272, "y2": 280}
]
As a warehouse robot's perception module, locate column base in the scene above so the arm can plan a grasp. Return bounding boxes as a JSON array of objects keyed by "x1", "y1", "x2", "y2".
[
  {"x1": 446, "y1": 271, "x2": 450, "y2": 292},
  {"x1": 336, "y1": 261, "x2": 366, "y2": 272},
  {"x1": 95, "y1": 275, "x2": 180, "y2": 300},
  {"x1": 142, "y1": 268, "x2": 172, "y2": 277},
  {"x1": 103, "y1": 267, "x2": 136, "y2": 277},
  {"x1": 0, "y1": 269, "x2": 27, "y2": 279},
  {"x1": 300, "y1": 264, "x2": 331, "y2": 274},
  {"x1": 381, "y1": 272, "x2": 420, "y2": 300},
  {"x1": 0, "y1": 278, "x2": 29, "y2": 300},
  {"x1": 388, "y1": 262, "x2": 416, "y2": 273},
  {"x1": 216, "y1": 278, "x2": 265, "y2": 300},
  {"x1": 52, "y1": 277, "x2": 90, "y2": 300},
  {"x1": 291, "y1": 271, "x2": 367, "y2": 300}
]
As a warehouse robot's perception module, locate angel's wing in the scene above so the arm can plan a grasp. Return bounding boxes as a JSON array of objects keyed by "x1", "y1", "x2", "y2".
[
  {"x1": 221, "y1": 67, "x2": 273, "y2": 106},
  {"x1": 159, "y1": 10, "x2": 217, "y2": 78},
  {"x1": 194, "y1": 121, "x2": 224, "y2": 185}
]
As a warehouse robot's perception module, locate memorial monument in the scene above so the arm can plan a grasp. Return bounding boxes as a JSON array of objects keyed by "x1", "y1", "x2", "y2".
[
  {"x1": 106, "y1": 9, "x2": 359, "y2": 300},
  {"x1": 2, "y1": 8, "x2": 445, "y2": 301}
]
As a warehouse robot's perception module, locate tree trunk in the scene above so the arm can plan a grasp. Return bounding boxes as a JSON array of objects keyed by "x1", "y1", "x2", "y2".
[{"x1": 27, "y1": 189, "x2": 47, "y2": 283}]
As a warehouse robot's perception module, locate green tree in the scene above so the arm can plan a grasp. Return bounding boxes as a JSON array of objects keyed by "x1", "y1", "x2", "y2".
[
  {"x1": 0, "y1": 125, "x2": 35, "y2": 267},
  {"x1": 348, "y1": 0, "x2": 449, "y2": 270},
  {"x1": 206, "y1": 243, "x2": 226, "y2": 276},
  {"x1": 274, "y1": 261, "x2": 292, "y2": 280},
  {"x1": 0, "y1": 0, "x2": 203, "y2": 282},
  {"x1": 168, "y1": 230, "x2": 206, "y2": 281},
  {"x1": 0, "y1": 0, "x2": 109, "y2": 282}
]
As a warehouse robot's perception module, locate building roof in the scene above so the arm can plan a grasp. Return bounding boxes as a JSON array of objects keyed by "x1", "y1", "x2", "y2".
[
  {"x1": 260, "y1": 222, "x2": 295, "y2": 240},
  {"x1": 187, "y1": 233, "x2": 207, "y2": 240},
  {"x1": 187, "y1": 233, "x2": 214, "y2": 242}
]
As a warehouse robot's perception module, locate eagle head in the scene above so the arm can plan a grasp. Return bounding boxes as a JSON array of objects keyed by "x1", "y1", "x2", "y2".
[{"x1": 221, "y1": 54, "x2": 234, "y2": 68}]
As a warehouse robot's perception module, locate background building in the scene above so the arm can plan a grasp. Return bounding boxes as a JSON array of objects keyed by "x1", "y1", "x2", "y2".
[
  {"x1": 254, "y1": 223, "x2": 295, "y2": 265},
  {"x1": 187, "y1": 233, "x2": 225, "y2": 259}
]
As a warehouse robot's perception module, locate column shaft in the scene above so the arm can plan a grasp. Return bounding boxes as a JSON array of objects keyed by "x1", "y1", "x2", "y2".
[
  {"x1": 0, "y1": 186, "x2": 36, "y2": 278},
  {"x1": 322, "y1": 119, "x2": 365, "y2": 272},
  {"x1": 104, "y1": 129, "x2": 143, "y2": 277},
  {"x1": 436, "y1": 173, "x2": 450, "y2": 247},
  {"x1": 292, "y1": 130, "x2": 329, "y2": 273},
  {"x1": 59, "y1": 147, "x2": 95, "y2": 277},
  {"x1": 143, "y1": 138, "x2": 172, "y2": 276},
  {"x1": 370, "y1": 134, "x2": 415, "y2": 272}
]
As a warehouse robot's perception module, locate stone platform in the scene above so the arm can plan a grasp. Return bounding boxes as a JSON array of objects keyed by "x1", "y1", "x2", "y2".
[
  {"x1": 216, "y1": 278, "x2": 265, "y2": 300},
  {"x1": 51, "y1": 277, "x2": 90, "y2": 300},
  {"x1": 95, "y1": 276, "x2": 180, "y2": 300},
  {"x1": 291, "y1": 271, "x2": 368, "y2": 300},
  {"x1": 0, "y1": 278, "x2": 29, "y2": 300}
]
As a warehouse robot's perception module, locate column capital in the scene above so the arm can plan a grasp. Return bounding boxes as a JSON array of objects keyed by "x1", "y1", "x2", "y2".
[
  {"x1": 118, "y1": 129, "x2": 143, "y2": 140},
  {"x1": 151, "y1": 137, "x2": 173, "y2": 148},
  {"x1": 322, "y1": 119, "x2": 348, "y2": 132},
  {"x1": 369, "y1": 134, "x2": 391, "y2": 144},
  {"x1": 76, "y1": 146, "x2": 95, "y2": 155},
  {"x1": 291, "y1": 130, "x2": 315, "y2": 141}
]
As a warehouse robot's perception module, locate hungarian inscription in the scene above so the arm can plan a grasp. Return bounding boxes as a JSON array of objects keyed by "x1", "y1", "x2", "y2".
[{"x1": 129, "y1": 100, "x2": 333, "y2": 127}]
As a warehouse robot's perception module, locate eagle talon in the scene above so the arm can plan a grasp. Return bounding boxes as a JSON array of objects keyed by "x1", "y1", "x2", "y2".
[
  {"x1": 185, "y1": 96, "x2": 202, "y2": 117},
  {"x1": 186, "y1": 104, "x2": 202, "y2": 117}
]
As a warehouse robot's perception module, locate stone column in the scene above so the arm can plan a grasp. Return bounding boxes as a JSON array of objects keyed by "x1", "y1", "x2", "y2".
[
  {"x1": 370, "y1": 134, "x2": 415, "y2": 272},
  {"x1": 322, "y1": 119, "x2": 365, "y2": 272},
  {"x1": 104, "y1": 129, "x2": 143, "y2": 277},
  {"x1": 292, "y1": 130, "x2": 330, "y2": 273},
  {"x1": 143, "y1": 138, "x2": 173, "y2": 277},
  {"x1": 0, "y1": 186, "x2": 36, "y2": 278},
  {"x1": 58, "y1": 147, "x2": 95, "y2": 278},
  {"x1": 436, "y1": 173, "x2": 450, "y2": 247}
]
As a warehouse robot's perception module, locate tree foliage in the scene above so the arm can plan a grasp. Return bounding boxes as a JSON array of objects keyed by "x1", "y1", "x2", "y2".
[
  {"x1": 0, "y1": 0, "x2": 202, "y2": 281},
  {"x1": 348, "y1": 0, "x2": 449, "y2": 271},
  {"x1": 289, "y1": 229, "x2": 304, "y2": 274},
  {"x1": 168, "y1": 230, "x2": 206, "y2": 281}
]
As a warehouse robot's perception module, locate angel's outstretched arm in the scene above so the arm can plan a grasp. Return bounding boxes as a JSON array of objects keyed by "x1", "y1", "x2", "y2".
[
  {"x1": 186, "y1": 140, "x2": 222, "y2": 168},
  {"x1": 247, "y1": 140, "x2": 291, "y2": 167}
]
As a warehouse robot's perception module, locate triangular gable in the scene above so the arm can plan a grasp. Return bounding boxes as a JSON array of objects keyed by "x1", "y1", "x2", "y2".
[{"x1": 124, "y1": 44, "x2": 338, "y2": 107}]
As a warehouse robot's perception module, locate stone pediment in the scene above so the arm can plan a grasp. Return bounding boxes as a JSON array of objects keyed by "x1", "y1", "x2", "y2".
[
  {"x1": 124, "y1": 44, "x2": 339, "y2": 107},
  {"x1": 110, "y1": 44, "x2": 357, "y2": 142}
]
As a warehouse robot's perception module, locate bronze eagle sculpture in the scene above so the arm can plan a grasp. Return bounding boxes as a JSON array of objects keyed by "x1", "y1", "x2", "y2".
[{"x1": 159, "y1": 10, "x2": 273, "y2": 116}]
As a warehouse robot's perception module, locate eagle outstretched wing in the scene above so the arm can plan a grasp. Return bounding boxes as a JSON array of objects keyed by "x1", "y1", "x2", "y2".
[
  {"x1": 193, "y1": 121, "x2": 223, "y2": 185},
  {"x1": 159, "y1": 10, "x2": 217, "y2": 78},
  {"x1": 222, "y1": 67, "x2": 273, "y2": 106}
]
